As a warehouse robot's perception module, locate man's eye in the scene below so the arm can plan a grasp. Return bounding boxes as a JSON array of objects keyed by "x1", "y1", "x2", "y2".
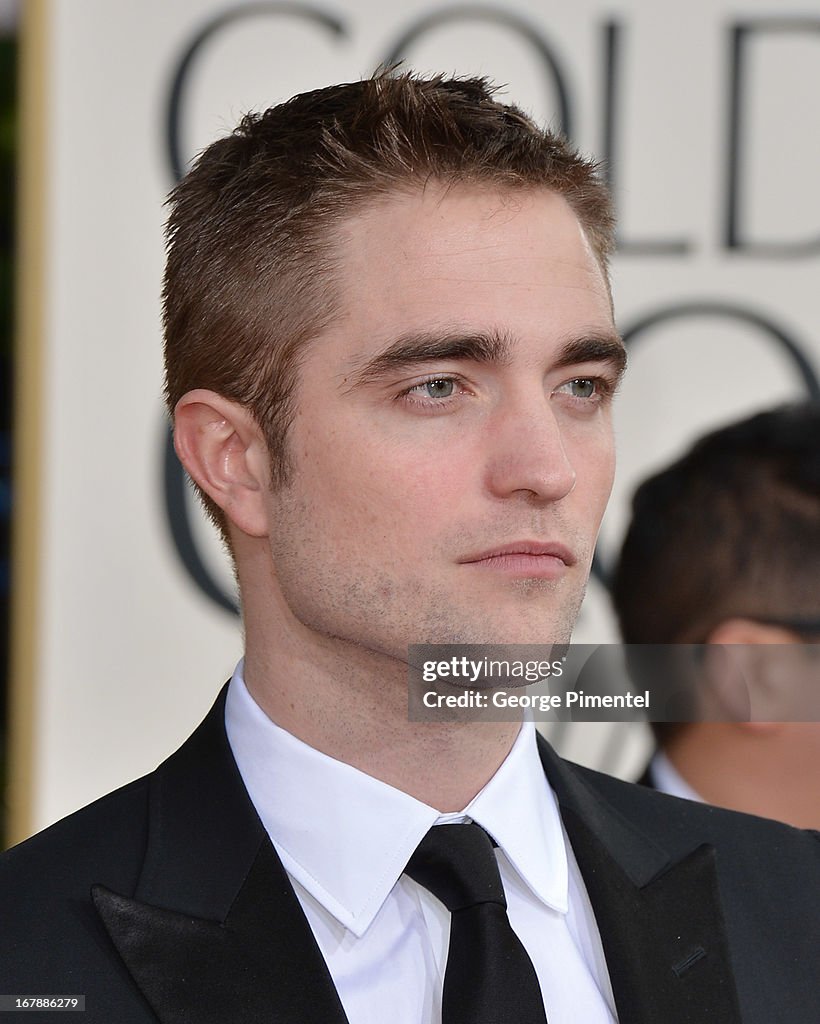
[
  {"x1": 560, "y1": 378, "x2": 598, "y2": 399},
  {"x1": 412, "y1": 379, "x2": 456, "y2": 399}
]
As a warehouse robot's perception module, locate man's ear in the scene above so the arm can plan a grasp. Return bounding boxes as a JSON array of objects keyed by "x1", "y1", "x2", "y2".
[
  {"x1": 698, "y1": 639, "x2": 752, "y2": 723},
  {"x1": 705, "y1": 618, "x2": 800, "y2": 732},
  {"x1": 173, "y1": 389, "x2": 271, "y2": 538}
]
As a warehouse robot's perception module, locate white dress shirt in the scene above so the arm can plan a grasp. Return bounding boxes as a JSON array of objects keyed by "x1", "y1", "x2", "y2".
[{"x1": 225, "y1": 663, "x2": 618, "y2": 1024}]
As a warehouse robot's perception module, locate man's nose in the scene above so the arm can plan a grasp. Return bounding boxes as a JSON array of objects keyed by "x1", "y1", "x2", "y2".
[{"x1": 483, "y1": 396, "x2": 577, "y2": 502}]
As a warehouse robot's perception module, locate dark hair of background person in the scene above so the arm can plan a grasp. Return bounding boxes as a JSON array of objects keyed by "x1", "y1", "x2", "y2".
[
  {"x1": 611, "y1": 401, "x2": 820, "y2": 743},
  {"x1": 162, "y1": 70, "x2": 614, "y2": 547}
]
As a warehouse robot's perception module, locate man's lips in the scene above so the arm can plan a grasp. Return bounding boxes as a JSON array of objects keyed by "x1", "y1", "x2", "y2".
[{"x1": 458, "y1": 541, "x2": 576, "y2": 578}]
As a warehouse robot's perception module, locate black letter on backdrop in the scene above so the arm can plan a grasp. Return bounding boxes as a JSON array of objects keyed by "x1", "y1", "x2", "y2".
[
  {"x1": 591, "y1": 300, "x2": 820, "y2": 588},
  {"x1": 725, "y1": 18, "x2": 820, "y2": 254},
  {"x1": 384, "y1": 4, "x2": 572, "y2": 140},
  {"x1": 164, "y1": 3, "x2": 346, "y2": 614},
  {"x1": 166, "y1": 2, "x2": 346, "y2": 181},
  {"x1": 601, "y1": 21, "x2": 690, "y2": 255}
]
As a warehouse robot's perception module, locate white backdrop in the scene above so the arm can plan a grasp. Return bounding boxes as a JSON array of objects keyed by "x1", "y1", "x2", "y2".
[{"x1": 10, "y1": 0, "x2": 820, "y2": 841}]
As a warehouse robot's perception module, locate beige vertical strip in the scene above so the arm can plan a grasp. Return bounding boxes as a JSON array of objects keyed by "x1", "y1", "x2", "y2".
[{"x1": 7, "y1": 0, "x2": 50, "y2": 847}]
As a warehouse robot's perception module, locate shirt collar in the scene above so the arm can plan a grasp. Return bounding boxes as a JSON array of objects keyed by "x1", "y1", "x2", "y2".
[
  {"x1": 463, "y1": 719, "x2": 568, "y2": 915},
  {"x1": 225, "y1": 662, "x2": 568, "y2": 936}
]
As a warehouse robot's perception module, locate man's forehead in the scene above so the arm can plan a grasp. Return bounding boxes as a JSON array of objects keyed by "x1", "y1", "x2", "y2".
[
  {"x1": 338, "y1": 180, "x2": 588, "y2": 248},
  {"x1": 329, "y1": 181, "x2": 611, "y2": 314},
  {"x1": 311, "y1": 180, "x2": 617, "y2": 383}
]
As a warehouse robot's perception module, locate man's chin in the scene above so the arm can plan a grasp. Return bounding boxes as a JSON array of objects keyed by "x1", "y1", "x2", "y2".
[{"x1": 464, "y1": 598, "x2": 583, "y2": 647}]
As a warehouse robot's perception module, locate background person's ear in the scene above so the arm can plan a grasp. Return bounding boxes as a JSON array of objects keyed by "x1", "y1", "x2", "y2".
[
  {"x1": 698, "y1": 640, "x2": 751, "y2": 723},
  {"x1": 705, "y1": 618, "x2": 800, "y2": 728},
  {"x1": 173, "y1": 389, "x2": 271, "y2": 538}
]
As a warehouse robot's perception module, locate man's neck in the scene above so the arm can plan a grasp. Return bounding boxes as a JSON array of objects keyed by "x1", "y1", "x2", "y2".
[{"x1": 242, "y1": 634, "x2": 520, "y2": 813}]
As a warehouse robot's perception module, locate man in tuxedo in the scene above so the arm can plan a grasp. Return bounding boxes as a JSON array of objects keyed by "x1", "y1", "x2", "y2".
[
  {"x1": 612, "y1": 402, "x2": 820, "y2": 829},
  {"x1": 1, "y1": 72, "x2": 818, "y2": 1023}
]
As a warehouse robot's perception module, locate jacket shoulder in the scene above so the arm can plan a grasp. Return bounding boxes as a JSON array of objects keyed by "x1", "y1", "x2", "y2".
[
  {"x1": 0, "y1": 775, "x2": 155, "y2": 1008},
  {"x1": 1, "y1": 773, "x2": 151, "y2": 896}
]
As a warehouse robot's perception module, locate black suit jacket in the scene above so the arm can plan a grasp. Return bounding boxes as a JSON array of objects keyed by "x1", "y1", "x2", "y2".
[{"x1": 2, "y1": 686, "x2": 818, "y2": 1023}]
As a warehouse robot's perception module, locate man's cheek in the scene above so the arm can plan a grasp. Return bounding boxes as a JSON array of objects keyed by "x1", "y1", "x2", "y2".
[{"x1": 573, "y1": 440, "x2": 616, "y2": 499}]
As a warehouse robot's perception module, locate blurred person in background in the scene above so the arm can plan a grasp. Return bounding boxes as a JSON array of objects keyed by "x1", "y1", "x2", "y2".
[{"x1": 612, "y1": 402, "x2": 820, "y2": 829}]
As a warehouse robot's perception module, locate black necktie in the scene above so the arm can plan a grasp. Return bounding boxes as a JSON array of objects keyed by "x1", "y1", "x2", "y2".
[{"x1": 405, "y1": 822, "x2": 548, "y2": 1024}]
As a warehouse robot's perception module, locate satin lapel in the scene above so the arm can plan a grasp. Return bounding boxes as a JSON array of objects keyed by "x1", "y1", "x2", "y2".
[
  {"x1": 93, "y1": 687, "x2": 349, "y2": 1024},
  {"x1": 537, "y1": 737, "x2": 742, "y2": 1024},
  {"x1": 92, "y1": 841, "x2": 348, "y2": 1024}
]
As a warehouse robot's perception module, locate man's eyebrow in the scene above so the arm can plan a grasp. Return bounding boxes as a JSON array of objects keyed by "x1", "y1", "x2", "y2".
[
  {"x1": 554, "y1": 335, "x2": 628, "y2": 378},
  {"x1": 344, "y1": 330, "x2": 627, "y2": 390},
  {"x1": 346, "y1": 330, "x2": 512, "y2": 387}
]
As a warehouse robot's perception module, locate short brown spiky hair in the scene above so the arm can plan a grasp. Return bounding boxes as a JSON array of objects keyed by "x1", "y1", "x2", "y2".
[{"x1": 163, "y1": 70, "x2": 615, "y2": 543}]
